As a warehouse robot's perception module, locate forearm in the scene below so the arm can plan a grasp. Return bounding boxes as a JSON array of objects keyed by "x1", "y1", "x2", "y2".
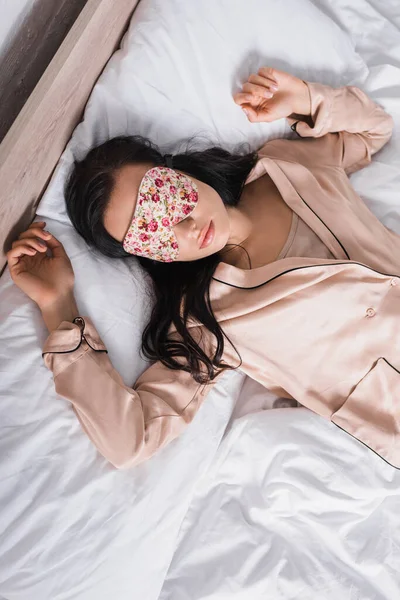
[
  {"x1": 294, "y1": 81, "x2": 393, "y2": 139},
  {"x1": 41, "y1": 314, "x2": 214, "y2": 469},
  {"x1": 39, "y1": 292, "x2": 80, "y2": 333},
  {"x1": 288, "y1": 80, "x2": 313, "y2": 127},
  {"x1": 286, "y1": 80, "x2": 393, "y2": 173}
]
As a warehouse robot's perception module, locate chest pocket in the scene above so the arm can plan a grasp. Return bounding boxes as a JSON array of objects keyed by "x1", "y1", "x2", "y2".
[{"x1": 331, "y1": 357, "x2": 400, "y2": 469}]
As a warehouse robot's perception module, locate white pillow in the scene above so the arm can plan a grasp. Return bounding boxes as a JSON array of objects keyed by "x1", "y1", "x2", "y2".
[
  {"x1": 31, "y1": 0, "x2": 366, "y2": 380},
  {"x1": 39, "y1": 0, "x2": 366, "y2": 219}
]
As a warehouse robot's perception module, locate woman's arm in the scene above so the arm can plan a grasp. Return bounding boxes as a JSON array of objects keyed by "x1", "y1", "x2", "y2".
[
  {"x1": 235, "y1": 67, "x2": 394, "y2": 175},
  {"x1": 276, "y1": 80, "x2": 394, "y2": 174},
  {"x1": 41, "y1": 309, "x2": 222, "y2": 469},
  {"x1": 6, "y1": 224, "x2": 223, "y2": 469}
]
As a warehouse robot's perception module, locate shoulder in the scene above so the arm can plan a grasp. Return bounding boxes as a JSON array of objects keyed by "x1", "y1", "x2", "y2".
[
  {"x1": 258, "y1": 136, "x2": 322, "y2": 164},
  {"x1": 257, "y1": 133, "x2": 350, "y2": 174}
]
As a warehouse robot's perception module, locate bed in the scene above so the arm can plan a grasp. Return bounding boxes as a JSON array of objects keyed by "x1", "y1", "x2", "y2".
[{"x1": 0, "y1": 0, "x2": 400, "y2": 598}]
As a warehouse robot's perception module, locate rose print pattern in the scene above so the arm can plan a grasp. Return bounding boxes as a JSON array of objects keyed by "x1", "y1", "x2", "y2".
[{"x1": 123, "y1": 167, "x2": 199, "y2": 262}]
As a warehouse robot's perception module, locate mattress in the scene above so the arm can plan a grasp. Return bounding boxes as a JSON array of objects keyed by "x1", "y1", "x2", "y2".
[{"x1": 0, "y1": 0, "x2": 399, "y2": 598}]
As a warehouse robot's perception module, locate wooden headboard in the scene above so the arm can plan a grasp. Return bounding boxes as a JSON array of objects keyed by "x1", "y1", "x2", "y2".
[{"x1": 0, "y1": 0, "x2": 140, "y2": 277}]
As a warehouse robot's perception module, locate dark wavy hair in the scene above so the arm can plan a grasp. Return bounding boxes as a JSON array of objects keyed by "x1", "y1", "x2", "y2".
[{"x1": 65, "y1": 135, "x2": 258, "y2": 384}]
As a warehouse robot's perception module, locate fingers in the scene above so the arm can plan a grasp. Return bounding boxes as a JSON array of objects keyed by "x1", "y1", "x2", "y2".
[
  {"x1": 41, "y1": 230, "x2": 67, "y2": 259},
  {"x1": 233, "y1": 92, "x2": 254, "y2": 106},
  {"x1": 6, "y1": 220, "x2": 69, "y2": 272},
  {"x1": 248, "y1": 73, "x2": 278, "y2": 92},
  {"x1": 234, "y1": 83, "x2": 276, "y2": 106},
  {"x1": 16, "y1": 221, "x2": 66, "y2": 258},
  {"x1": 258, "y1": 66, "x2": 275, "y2": 78},
  {"x1": 233, "y1": 98, "x2": 255, "y2": 120},
  {"x1": 7, "y1": 221, "x2": 50, "y2": 267},
  {"x1": 240, "y1": 104, "x2": 264, "y2": 123},
  {"x1": 6, "y1": 243, "x2": 41, "y2": 270},
  {"x1": 234, "y1": 68, "x2": 279, "y2": 112},
  {"x1": 12, "y1": 238, "x2": 48, "y2": 253},
  {"x1": 29, "y1": 220, "x2": 46, "y2": 228},
  {"x1": 242, "y1": 82, "x2": 274, "y2": 99},
  {"x1": 240, "y1": 102, "x2": 279, "y2": 123},
  {"x1": 18, "y1": 227, "x2": 52, "y2": 242},
  {"x1": 13, "y1": 222, "x2": 52, "y2": 255}
]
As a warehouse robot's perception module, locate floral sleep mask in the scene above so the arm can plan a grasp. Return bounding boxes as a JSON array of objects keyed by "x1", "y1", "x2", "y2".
[{"x1": 122, "y1": 167, "x2": 199, "y2": 262}]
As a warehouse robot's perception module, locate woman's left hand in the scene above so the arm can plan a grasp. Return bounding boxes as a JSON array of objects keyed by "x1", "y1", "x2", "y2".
[{"x1": 233, "y1": 66, "x2": 310, "y2": 123}]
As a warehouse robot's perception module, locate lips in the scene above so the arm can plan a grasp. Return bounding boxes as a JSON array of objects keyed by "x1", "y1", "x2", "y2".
[{"x1": 199, "y1": 220, "x2": 212, "y2": 248}]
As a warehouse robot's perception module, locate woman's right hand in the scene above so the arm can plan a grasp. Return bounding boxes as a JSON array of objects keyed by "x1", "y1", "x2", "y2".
[
  {"x1": 234, "y1": 66, "x2": 310, "y2": 123},
  {"x1": 6, "y1": 221, "x2": 75, "y2": 309}
]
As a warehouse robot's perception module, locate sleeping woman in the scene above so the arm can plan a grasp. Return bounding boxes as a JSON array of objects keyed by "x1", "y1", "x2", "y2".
[{"x1": 7, "y1": 66, "x2": 398, "y2": 469}]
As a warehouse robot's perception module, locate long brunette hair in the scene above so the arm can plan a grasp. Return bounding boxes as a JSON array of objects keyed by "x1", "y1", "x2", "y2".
[{"x1": 65, "y1": 135, "x2": 257, "y2": 384}]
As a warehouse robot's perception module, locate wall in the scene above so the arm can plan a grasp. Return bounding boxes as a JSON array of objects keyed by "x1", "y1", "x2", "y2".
[
  {"x1": 0, "y1": 0, "x2": 88, "y2": 141},
  {"x1": 0, "y1": 0, "x2": 36, "y2": 56}
]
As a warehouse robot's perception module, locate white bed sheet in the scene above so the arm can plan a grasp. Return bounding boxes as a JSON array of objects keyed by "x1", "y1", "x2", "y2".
[
  {"x1": 160, "y1": 2, "x2": 400, "y2": 598},
  {"x1": 0, "y1": 0, "x2": 399, "y2": 598}
]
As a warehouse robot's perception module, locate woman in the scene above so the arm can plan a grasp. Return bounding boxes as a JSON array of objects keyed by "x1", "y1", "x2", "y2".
[{"x1": 7, "y1": 66, "x2": 397, "y2": 470}]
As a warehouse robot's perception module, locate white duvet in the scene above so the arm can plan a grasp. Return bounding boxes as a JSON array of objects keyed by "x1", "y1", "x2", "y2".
[{"x1": 0, "y1": 1, "x2": 399, "y2": 598}]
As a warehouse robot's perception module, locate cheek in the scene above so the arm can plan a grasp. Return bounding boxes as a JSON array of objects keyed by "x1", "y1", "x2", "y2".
[
  {"x1": 170, "y1": 188, "x2": 229, "y2": 256},
  {"x1": 213, "y1": 203, "x2": 230, "y2": 244},
  {"x1": 172, "y1": 225, "x2": 193, "y2": 254}
]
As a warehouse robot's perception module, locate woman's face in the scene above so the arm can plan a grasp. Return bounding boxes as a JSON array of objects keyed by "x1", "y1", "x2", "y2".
[{"x1": 103, "y1": 164, "x2": 231, "y2": 261}]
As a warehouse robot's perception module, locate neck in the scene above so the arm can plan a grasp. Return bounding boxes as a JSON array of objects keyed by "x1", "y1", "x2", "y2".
[
  {"x1": 219, "y1": 204, "x2": 254, "y2": 264},
  {"x1": 218, "y1": 173, "x2": 293, "y2": 268}
]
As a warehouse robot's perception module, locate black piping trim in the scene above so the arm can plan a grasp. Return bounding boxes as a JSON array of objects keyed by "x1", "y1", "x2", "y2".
[
  {"x1": 291, "y1": 121, "x2": 302, "y2": 138},
  {"x1": 381, "y1": 357, "x2": 400, "y2": 375},
  {"x1": 82, "y1": 333, "x2": 108, "y2": 353},
  {"x1": 297, "y1": 192, "x2": 350, "y2": 260},
  {"x1": 42, "y1": 348, "x2": 108, "y2": 357},
  {"x1": 41, "y1": 332, "x2": 108, "y2": 357},
  {"x1": 331, "y1": 356, "x2": 400, "y2": 471},
  {"x1": 42, "y1": 338, "x2": 83, "y2": 357},
  {"x1": 212, "y1": 177, "x2": 356, "y2": 289},
  {"x1": 212, "y1": 260, "x2": 400, "y2": 290},
  {"x1": 332, "y1": 422, "x2": 400, "y2": 471}
]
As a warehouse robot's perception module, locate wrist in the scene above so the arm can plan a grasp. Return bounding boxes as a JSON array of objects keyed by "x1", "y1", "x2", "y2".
[
  {"x1": 40, "y1": 292, "x2": 80, "y2": 333},
  {"x1": 293, "y1": 80, "x2": 312, "y2": 117}
]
